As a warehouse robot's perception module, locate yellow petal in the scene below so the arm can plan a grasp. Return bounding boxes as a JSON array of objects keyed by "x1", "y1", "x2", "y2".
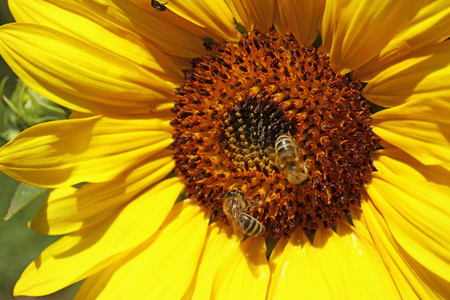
[
  {"x1": 365, "y1": 173, "x2": 450, "y2": 297},
  {"x1": 321, "y1": 0, "x2": 424, "y2": 74},
  {"x1": 364, "y1": 41, "x2": 450, "y2": 107},
  {"x1": 355, "y1": 1, "x2": 450, "y2": 80},
  {"x1": 372, "y1": 98, "x2": 450, "y2": 167},
  {"x1": 74, "y1": 200, "x2": 209, "y2": 300},
  {"x1": 14, "y1": 178, "x2": 184, "y2": 296},
  {"x1": 226, "y1": 0, "x2": 251, "y2": 32},
  {"x1": 8, "y1": 1, "x2": 183, "y2": 82},
  {"x1": 277, "y1": 0, "x2": 325, "y2": 46},
  {"x1": 273, "y1": 2, "x2": 288, "y2": 38},
  {"x1": 268, "y1": 231, "x2": 325, "y2": 299},
  {"x1": 166, "y1": 0, "x2": 239, "y2": 40},
  {"x1": 10, "y1": 0, "x2": 206, "y2": 59},
  {"x1": 184, "y1": 223, "x2": 238, "y2": 300},
  {"x1": 268, "y1": 226, "x2": 399, "y2": 299},
  {"x1": 361, "y1": 197, "x2": 450, "y2": 299},
  {"x1": 212, "y1": 236, "x2": 269, "y2": 300},
  {"x1": 0, "y1": 116, "x2": 172, "y2": 187},
  {"x1": 0, "y1": 23, "x2": 180, "y2": 114},
  {"x1": 30, "y1": 151, "x2": 174, "y2": 235},
  {"x1": 372, "y1": 148, "x2": 450, "y2": 186},
  {"x1": 227, "y1": 0, "x2": 276, "y2": 33},
  {"x1": 122, "y1": 0, "x2": 216, "y2": 38},
  {"x1": 349, "y1": 203, "x2": 375, "y2": 244}
]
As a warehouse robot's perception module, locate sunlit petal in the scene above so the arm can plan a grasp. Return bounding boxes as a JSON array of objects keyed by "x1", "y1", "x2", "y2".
[
  {"x1": 10, "y1": 0, "x2": 207, "y2": 59},
  {"x1": 166, "y1": 0, "x2": 239, "y2": 40},
  {"x1": 0, "y1": 23, "x2": 180, "y2": 114},
  {"x1": 184, "y1": 223, "x2": 238, "y2": 300},
  {"x1": 321, "y1": 0, "x2": 424, "y2": 73},
  {"x1": 372, "y1": 148, "x2": 450, "y2": 185},
  {"x1": 14, "y1": 178, "x2": 184, "y2": 296},
  {"x1": 212, "y1": 236, "x2": 269, "y2": 300},
  {"x1": 227, "y1": 0, "x2": 276, "y2": 33},
  {"x1": 30, "y1": 151, "x2": 174, "y2": 235},
  {"x1": 361, "y1": 197, "x2": 450, "y2": 299},
  {"x1": 364, "y1": 41, "x2": 450, "y2": 107},
  {"x1": 372, "y1": 98, "x2": 450, "y2": 167},
  {"x1": 0, "y1": 116, "x2": 171, "y2": 187},
  {"x1": 355, "y1": 0, "x2": 450, "y2": 80},
  {"x1": 74, "y1": 200, "x2": 209, "y2": 299},
  {"x1": 277, "y1": 0, "x2": 325, "y2": 46},
  {"x1": 268, "y1": 226, "x2": 399, "y2": 299},
  {"x1": 368, "y1": 173, "x2": 450, "y2": 283}
]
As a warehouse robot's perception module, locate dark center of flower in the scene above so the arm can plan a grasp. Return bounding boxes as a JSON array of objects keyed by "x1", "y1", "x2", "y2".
[{"x1": 170, "y1": 30, "x2": 380, "y2": 239}]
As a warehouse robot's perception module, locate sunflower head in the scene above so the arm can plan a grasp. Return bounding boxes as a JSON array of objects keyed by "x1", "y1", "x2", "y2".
[
  {"x1": 171, "y1": 30, "x2": 380, "y2": 239},
  {"x1": 0, "y1": 0, "x2": 448, "y2": 298}
]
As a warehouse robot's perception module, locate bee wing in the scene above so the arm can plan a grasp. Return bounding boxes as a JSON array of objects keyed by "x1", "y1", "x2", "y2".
[
  {"x1": 230, "y1": 203, "x2": 244, "y2": 240},
  {"x1": 231, "y1": 217, "x2": 245, "y2": 240}
]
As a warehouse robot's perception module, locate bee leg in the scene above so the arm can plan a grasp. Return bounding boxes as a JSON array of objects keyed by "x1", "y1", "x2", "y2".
[
  {"x1": 246, "y1": 199, "x2": 265, "y2": 211},
  {"x1": 246, "y1": 190, "x2": 270, "y2": 211}
]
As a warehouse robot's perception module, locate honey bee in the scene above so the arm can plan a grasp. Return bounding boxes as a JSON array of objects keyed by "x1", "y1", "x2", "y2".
[
  {"x1": 223, "y1": 189, "x2": 266, "y2": 240},
  {"x1": 151, "y1": 0, "x2": 168, "y2": 11},
  {"x1": 270, "y1": 133, "x2": 310, "y2": 186}
]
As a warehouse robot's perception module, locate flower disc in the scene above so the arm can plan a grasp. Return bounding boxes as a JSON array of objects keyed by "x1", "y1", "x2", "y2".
[{"x1": 171, "y1": 30, "x2": 380, "y2": 238}]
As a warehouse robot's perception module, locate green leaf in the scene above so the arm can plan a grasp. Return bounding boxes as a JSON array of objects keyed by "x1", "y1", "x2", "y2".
[
  {"x1": 3, "y1": 183, "x2": 49, "y2": 221},
  {"x1": 1, "y1": 79, "x2": 71, "y2": 135}
]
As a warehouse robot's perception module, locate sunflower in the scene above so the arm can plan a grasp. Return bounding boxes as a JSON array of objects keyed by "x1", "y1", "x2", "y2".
[{"x1": 1, "y1": 0, "x2": 450, "y2": 298}]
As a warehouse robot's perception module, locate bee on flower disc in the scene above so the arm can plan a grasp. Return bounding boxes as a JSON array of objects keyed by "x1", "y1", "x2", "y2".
[
  {"x1": 267, "y1": 133, "x2": 310, "y2": 187},
  {"x1": 223, "y1": 189, "x2": 266, "y2": 240}
]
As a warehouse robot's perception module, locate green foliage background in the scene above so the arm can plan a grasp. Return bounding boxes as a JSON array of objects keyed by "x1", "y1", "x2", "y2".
[
  {"x1": 0, "y1": 2, "x2": 79, "y2": 299},
  {"x1": 0, "y1": 0, "x2": 15, "y2": 97}
]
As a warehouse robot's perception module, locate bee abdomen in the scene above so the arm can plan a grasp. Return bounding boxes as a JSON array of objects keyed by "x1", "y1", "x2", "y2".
[
  {"x1": 275, "y1": 135, "x2": 297, "y2": 158},
  {"x1": 275, "y1": 135, "x2": 294, "y2": 150},
  {"x1": 240, "y1": 214, "x2": 266, "y2": 237}
]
